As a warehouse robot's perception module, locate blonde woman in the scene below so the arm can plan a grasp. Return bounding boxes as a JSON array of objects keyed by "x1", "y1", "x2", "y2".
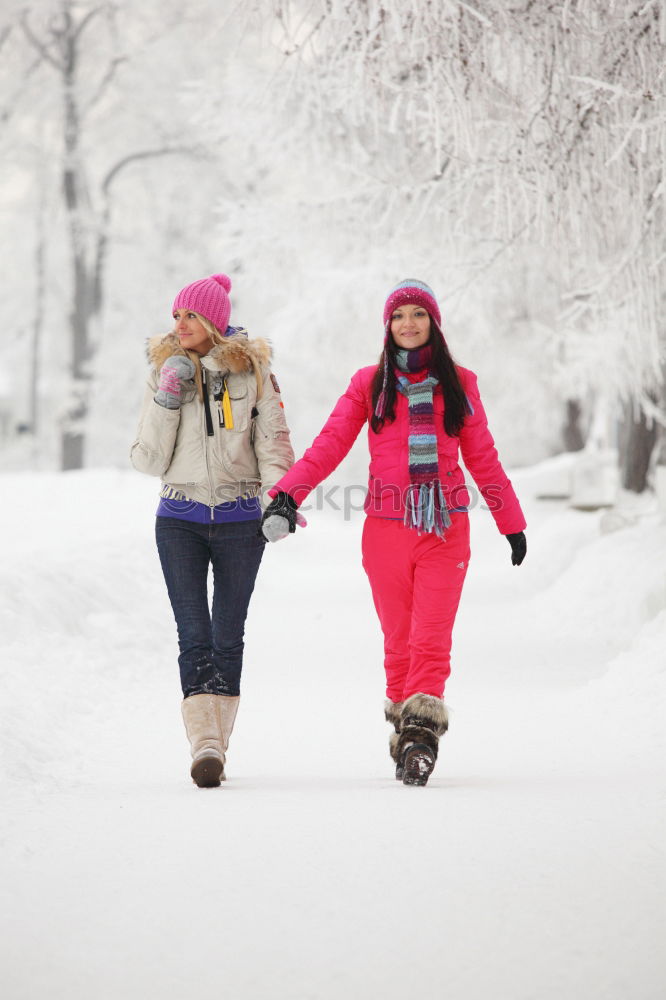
[{"x1": 131, "y1": 273, "x2": 294, "y2": 787}]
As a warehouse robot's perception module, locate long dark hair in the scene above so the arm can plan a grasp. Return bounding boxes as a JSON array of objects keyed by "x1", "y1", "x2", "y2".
[{"x1": 370, "y1": 321, "x2": 471, "y2": 436}]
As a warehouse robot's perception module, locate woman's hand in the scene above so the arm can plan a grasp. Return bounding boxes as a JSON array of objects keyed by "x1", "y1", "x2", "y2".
[
  {"x1": 261, "y1": 492, "x2": 300, "y2": 542},
  {"x1": 154, "y1": 356, "x2": 196, "y2": 409},
  {"x1": 506, "y1": 531, "x2": 527, "y2": 566}
]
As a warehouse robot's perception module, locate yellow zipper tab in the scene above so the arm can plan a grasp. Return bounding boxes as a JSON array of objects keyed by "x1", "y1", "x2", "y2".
[{"x1": 221, "y1": 385, "x2": 234, "y2": 429}]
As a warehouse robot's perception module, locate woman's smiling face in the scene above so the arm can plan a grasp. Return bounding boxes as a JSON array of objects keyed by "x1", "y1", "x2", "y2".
[
  {"x1": 390, "y1": 303, "x2": 431, "y2": 349},
  {"x1": 172, "y1": 309, "x2": 211, "y2": 354}
]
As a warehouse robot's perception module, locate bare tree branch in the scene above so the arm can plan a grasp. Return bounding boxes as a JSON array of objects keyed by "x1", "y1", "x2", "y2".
[
  {"x1": 101, "y1": 145, "x2": 199, "y2": 195},
  {"x1": 83, "y1": 54, "x2": 128, "y2": 114},
  {"x1": 93, "y1": 145, "x2": 202, "y2": 319},
  {"x1": 73, "y1": 4, "x2": 106, "y2": 43},
  {"x1": 20, "y1": 11, "x2": 62, "y2": 70}
]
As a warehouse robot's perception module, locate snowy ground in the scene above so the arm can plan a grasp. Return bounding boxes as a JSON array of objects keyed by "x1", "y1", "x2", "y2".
[{"x1": 1, "y1": 458, "x2": 665, "y2": 1000}]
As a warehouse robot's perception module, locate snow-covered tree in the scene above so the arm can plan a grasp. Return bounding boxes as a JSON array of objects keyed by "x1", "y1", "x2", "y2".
[
  {"x1": 3, "y1": 0, "x2": 663, "y2": 483},
  {"x1": 1, "y1": 0, "x2": 243, "y2": 469},
  {"x1": 12, "y1": 1, "x2": 208, "y2": 468},
  {"x1": 260, "y1": 0, "x2": 665, "y2": 481}
]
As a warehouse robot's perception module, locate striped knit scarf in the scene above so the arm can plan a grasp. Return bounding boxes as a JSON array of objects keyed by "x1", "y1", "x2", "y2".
[{"x1": 395, "y1": 349, "x2": 451, "y2": 538}]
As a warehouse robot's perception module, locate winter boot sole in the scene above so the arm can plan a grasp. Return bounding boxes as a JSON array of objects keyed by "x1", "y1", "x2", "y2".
[
  {"x1": 190, "y1": 755, "x2": 224, "y2": 788},
  {"x1": 402, "y1": 744, "x2": 436, "y2": 786}
]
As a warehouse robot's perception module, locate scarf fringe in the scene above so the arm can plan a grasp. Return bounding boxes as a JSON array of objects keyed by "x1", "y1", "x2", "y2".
[{"x1": 404, "y1": 481, "x2": 451, "y2": 538}]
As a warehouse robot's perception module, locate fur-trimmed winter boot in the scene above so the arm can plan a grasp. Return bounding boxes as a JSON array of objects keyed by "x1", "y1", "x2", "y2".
[
  {"x1": 394, "y1": 693, "x2": 448, "y2": 787},
  {"x1": 384, "y1": 699, "x2": 404, "y2": 780},
  {"x1": 181, "y1": 693, "x2": 239, "y2": 788}
]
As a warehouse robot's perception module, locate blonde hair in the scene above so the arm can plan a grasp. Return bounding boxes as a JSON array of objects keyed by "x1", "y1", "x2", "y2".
[
  {"x1": 196, "y1": 313, "x2": 226, "y2": 346},
  {"x1": 176, "y1": 312, "x2": 258, "y2": 403},
  {"x1": 170, "y1": 311, "x2": 264, "y2": 405}
]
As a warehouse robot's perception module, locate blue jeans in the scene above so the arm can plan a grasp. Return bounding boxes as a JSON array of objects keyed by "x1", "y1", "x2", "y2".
[{"x1": 155, "y1": 517, "x2": 265, "y2": 697}]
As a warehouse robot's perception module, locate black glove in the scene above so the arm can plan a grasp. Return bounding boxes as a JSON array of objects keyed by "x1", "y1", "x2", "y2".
[
  {"x1": 506, "y1": 531, "x2": 527, "y2": 566},
  {"x1": 260, "y1": 491, "x2": 298, "y2": 541}
]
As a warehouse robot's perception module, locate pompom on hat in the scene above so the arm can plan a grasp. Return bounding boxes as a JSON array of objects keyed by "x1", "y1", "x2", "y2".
[
  {"x1": 383, "y1": 278, "x2": 442, "y2": 330},
  {"x1": 172, "y1": 273, "x2": 232, "y2": 334}
]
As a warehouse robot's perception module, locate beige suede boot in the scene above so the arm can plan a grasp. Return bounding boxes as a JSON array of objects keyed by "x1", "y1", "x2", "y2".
[
  {"x1": 181, "y1": 693, "x2": 241, "y2": 788},
  {"x1": 181, "y1": 694, "x2": 225, "y2": 788},
  {"x1": 216, "y1": 694, "x2": 240, "y2": 780}
]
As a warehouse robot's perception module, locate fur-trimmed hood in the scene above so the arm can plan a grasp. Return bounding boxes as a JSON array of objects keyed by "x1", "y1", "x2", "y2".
[
  {"x1": 147, "y1": 330, "x2": 272, "y2": 375},
  {"x1": 147, "y1": 330, "x2": 272, "y2": 401},
  {"x1": 131, "y1": 326, "x2": 295, "y2": 507}
]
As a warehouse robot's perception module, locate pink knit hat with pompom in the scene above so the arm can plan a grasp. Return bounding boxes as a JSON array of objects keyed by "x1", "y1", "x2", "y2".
[{"x1": 172, "y1": 273, "x2": 232, "y2": 333}]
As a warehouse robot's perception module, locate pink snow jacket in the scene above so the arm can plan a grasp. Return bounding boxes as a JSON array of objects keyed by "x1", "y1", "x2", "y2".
[{"x1": 270, "y1": 365, "x2": 526, "y2": 535}]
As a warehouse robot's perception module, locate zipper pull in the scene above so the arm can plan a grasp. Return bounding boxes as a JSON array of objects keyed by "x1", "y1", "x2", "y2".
[{"x1": 221, "y1": 378, "x2": 234, "y2": 429}]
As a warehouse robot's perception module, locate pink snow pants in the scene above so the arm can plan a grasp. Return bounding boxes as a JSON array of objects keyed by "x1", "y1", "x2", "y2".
[{"x1": 361, "y1": 513, "x2": 470, "y2": 702}]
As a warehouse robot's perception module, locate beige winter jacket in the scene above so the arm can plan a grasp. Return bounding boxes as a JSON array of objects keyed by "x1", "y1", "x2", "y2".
[{"x1": 130, "y1": 331, "x2": 294, "y2": 511}]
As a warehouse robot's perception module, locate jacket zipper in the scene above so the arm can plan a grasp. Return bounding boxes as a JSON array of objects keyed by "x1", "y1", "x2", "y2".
[
  {"x1": 201, "y1": 368, "x2": 216, "y2": 521},
  {"x1": 202, "y1": 368, "x2": 215, "y2": 437}
]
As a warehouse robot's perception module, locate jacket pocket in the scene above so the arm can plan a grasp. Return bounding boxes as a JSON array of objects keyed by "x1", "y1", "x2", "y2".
[{"x1": 225, "y1": 380, "x2": 249, "y2": 432}]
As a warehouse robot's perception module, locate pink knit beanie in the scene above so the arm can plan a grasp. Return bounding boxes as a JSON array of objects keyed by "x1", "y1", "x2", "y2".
[
  {"x1": 172, "y1": 273, "x2": 232, "y2": 333},
  {"x1": 383, "y1": 278, "x2": 442, "y2": 330}
]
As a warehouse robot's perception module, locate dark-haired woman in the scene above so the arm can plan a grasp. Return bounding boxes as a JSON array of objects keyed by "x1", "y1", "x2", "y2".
[{"x1": 260, "y1": 279, "x2": 527, "y2": 786}]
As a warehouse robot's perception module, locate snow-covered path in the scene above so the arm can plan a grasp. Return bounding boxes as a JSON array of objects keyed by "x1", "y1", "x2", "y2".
[{"x1": 1, "y1": 464, "x2": 664, "y2": 999}]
